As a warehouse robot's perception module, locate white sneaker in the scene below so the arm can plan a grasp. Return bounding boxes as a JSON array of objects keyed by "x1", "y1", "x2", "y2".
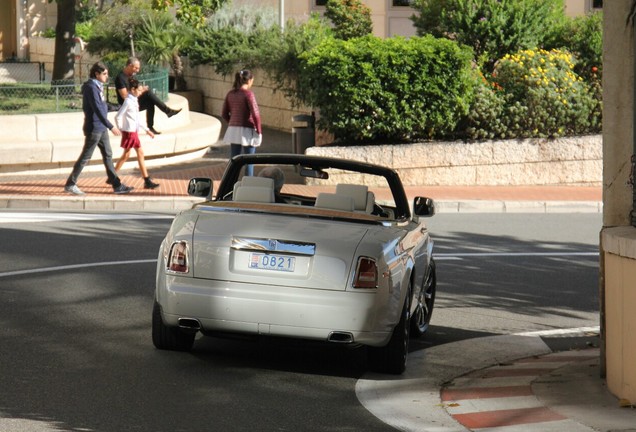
[{"x1": 64, "y1": 184, "x2": 85, "y2": 195}]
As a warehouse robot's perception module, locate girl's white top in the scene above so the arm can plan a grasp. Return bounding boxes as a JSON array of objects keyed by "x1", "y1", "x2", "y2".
[{"x1": 115, "y1": 94, "x2": 149, "y2": 133}]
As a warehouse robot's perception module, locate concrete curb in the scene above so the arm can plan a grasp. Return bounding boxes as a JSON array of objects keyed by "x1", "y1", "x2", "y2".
[
  {"x1": 356, "y1": 335, "x2": 552, "y2": 432},
  {"x1": 0, "y1": 196, "x2": 603, "y2": 213}
]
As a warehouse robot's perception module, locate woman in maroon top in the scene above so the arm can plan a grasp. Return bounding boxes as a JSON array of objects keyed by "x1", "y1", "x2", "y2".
[{"x1": 221, "y1": 69, "x2": 262, "y2": 176}]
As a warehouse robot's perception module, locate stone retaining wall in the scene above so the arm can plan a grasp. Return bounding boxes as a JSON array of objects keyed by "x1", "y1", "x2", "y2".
[{"x1": 306, "y1": 135, "x2": 602, "y2": 186}]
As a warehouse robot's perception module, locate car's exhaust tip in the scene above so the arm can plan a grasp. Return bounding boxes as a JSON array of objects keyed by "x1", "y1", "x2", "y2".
[
  {"x1": 327, "y1": 331, "x2": 354, "y2": 343},
  {"x1": 178, "y1": 317, "x2": 201, "y2": 331}
]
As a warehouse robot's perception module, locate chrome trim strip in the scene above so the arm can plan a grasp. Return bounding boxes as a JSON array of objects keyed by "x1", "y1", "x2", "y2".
[{"x1": 231, "y1": 237, "x2": 316, "y2": 256}]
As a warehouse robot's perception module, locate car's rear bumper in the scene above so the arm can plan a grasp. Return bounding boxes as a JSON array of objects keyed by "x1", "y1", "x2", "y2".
[{"x1": 156, "y1": 275, "x2": 399, "y2": 346}]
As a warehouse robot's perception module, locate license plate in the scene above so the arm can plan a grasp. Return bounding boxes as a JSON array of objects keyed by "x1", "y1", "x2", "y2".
[{"x1": 249, "y1": 253, "x2": 296, "y2": 272}]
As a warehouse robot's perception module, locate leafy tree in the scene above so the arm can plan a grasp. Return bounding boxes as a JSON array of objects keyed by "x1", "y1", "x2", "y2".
[{"x1": 324, "y1": 0, "x2": 373, "y2": 40}]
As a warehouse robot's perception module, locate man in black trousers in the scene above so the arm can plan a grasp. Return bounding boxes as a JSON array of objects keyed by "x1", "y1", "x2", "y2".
[
  {"x1": 115, "y1": 57, "x2": 181, "y2": 135},
  {"x1": 64, "y1": 61, "x2": 133, "y2": 195}
]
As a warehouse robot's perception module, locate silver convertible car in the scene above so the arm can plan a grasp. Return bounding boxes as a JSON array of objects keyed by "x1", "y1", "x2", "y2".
[{"x1": 153, "y1": 154, "x2": 436, "y2": 374}]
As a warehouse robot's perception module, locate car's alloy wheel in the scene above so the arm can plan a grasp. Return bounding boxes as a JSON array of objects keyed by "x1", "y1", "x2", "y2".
[
  {"x1": 411, "y1": 258, "x2": 437, "y2": 337},
  {"x1": 152, "y1": 301, "x2": 196, "y2": 352}
]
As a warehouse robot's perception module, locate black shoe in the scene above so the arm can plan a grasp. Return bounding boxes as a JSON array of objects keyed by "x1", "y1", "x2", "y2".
[
  {"x1": 113, "y1": 184, "x2": 134, "y2": 194},
  {"x1": 144, "y1": 179, "x2": 160, "y2": 189},
  {"x1": 167, "y1": 108, "x2": 182, "y2": 118},
  {"x1": 149, "y1": 127, "x2": 162, "y2": 135}
]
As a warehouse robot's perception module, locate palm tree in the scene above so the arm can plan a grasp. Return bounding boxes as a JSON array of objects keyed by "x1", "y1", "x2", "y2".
[{"x1": 136, "y1": 15, "x2": 192, "y2": 91}]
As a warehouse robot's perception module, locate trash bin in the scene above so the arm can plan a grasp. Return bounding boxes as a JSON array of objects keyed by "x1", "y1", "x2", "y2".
[{"x1": 292, "y1": 113, "x2": 315, "y2": 154}]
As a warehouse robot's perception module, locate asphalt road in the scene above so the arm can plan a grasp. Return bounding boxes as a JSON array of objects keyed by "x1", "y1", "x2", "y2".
[{"x1": 0, "y1": 211, "x2": 601, "y2": 432}]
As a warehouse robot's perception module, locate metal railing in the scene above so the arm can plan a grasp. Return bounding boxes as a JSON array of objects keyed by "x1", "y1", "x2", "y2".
[{"x1": 0, "y1": 61, "x2": 169, "y2": 115}]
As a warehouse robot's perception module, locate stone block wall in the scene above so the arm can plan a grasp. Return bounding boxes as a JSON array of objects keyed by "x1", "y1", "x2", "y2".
[{"x1": 306, "y1": 136, "x2": 602, "y2": 186}]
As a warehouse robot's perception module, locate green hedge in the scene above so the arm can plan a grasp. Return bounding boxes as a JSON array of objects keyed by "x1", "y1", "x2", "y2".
[{"x1": 298, "y1": 35, "x2": 475, "y2": 143}]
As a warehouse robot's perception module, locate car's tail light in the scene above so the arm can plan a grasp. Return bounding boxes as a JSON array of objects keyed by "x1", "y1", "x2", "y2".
[
  {"x1": 353, "y1": 257, "x2": 377, "y2": 289},
  {"x1": 167, "y1": 241, "x2": 189, "y2": 273}
]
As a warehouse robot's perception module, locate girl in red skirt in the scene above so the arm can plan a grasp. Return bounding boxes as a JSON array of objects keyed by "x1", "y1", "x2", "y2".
[{"x1": 114, "y1": 78, "x2": 159, "y2": 189}]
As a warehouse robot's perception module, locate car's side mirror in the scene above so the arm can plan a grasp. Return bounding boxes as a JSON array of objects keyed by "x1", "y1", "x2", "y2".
[
  {"x1": 413, "y1": 196, "x2": 435, "y2": 217},
  {"x1": 188, "y1": 178, "x2": 213, "y2": 198}
]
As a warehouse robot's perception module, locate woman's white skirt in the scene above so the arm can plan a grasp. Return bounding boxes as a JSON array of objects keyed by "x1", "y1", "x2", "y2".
[{"x1": 224, "y1": 126, "x2": 261, "y2": 147}]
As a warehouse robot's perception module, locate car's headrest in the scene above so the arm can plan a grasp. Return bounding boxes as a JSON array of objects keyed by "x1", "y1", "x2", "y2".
[
  {"x1": 241, "y1": 176, "x2": 275, "y2": 189},
  {"x1": 314, "y1": 193, "x2": 355, "y2": 212},
  {"x1": 234, "y1": 185, "x2": 275, "y2": 203},
  {"x1": 335, "y1": 184, "x2": 375, "y2": 213}
]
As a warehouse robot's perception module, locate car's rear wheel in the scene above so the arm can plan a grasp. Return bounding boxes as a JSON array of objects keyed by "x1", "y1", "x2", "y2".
[
  {"x1": 152, "y1": 301, "x2": 195, "y2": 351},
  {"x1": 368, "y1": 287, "x2": 410, "y2": 374},
  {"x1": 411, "y1": 258, "x2": 437, "y2": 337}
]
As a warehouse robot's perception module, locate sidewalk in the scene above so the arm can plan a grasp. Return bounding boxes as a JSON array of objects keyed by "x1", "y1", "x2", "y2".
[
  {"x1": 359, "y1": 333, "x2": 636, "y2": 432},
  {"x1": 0, "y1": 127, "x2": 602, "y2": 212}
]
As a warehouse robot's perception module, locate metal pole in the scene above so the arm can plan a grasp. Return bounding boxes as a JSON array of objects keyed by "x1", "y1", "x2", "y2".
[
  {"x1": 632, "y1": 2, "x2": 636, "y2": 226},
  {"x1": 279, "y1": 0, "x2": 285, "y2": 31}
]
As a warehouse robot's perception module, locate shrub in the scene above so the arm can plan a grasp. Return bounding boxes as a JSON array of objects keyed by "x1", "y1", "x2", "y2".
[
  {"x1": 324, "y1": 0, "x2": 373, "y2": 40},
  {"x1": 460, "y1": 72, "x2": 507, "y2": 140},
  {"x1": 544, "y1": 11, "x2": 602, "y2": 82},
  {"x1": 298, "y1": 35, "x2": 474, "y2": 143},
  {"x1": 410, "y1": 0, "x2": 566, "y2": 71},
  {"x1": 188, "y1": 9, "x2": 331, "y2": 104},
  {"x1": 261, "y1": 16, "x2": 333, "y2": 107},
  {"x1": 466, "y1": 48, "x2": 600, "y2": 139},
  {"x1": 188, "y1": 4, "x2": 281, "y2": 75},
  {"x1": 86, "y1": 0, "x2": 171, "y2": 56}
]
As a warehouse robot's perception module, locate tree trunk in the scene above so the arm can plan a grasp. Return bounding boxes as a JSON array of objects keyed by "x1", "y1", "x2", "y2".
[
  {"x1": 52, "y1": 0, "x2": 76, "y2": 84},
  {"x1": 172, "y1": 52, "x2": 187, "y2": 91}
]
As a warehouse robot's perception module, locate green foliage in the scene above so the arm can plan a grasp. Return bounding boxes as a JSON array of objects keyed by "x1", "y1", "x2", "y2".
[
  {"x1": 86, "y1": 0, "x2": 169, "y2": 55},
  {"x1": 410, "y1": 0, "x2": 566, "y2": 71},
  {"x1": 465, "y1": 49, "x2": 601, "y2": 140},
  {"x1": 76, "y1": 2, "x2": 98, "y2": 23},
  {"x1": 207, "y1": 3, "x2": 278, "y2": 32},
  {"x1": 41, "y1": 27, "x2": 56, "y2": 38},
  {"x1": 136, "y1": 15, "x2": 191, "y2": 64},
  {"x1": 75, "y1": 21, "x2": 93, "y2": 41},
  {"x1": 188, "y1": 4, "x2": 331, "y2": 97},
  {"x1": 187, "y1": 4, "x2": 282, "y2": 76},
  {"x1": 324, "y1": 0, "x2": 373, "y2": 40},
  {"x1": 544, "y1": 11, "x2": 602, "y2": 82},
  {"x1": 298, "y1": 35, "x2": 475, "y2": 143},
  {"x1": 261, "y1": 16, "x2": 333, "y2": 107},
  {"x1": 152, "y1": 0, "x2": 227, "y2": 29}
]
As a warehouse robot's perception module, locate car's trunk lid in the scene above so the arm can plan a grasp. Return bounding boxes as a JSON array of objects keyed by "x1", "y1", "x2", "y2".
[{"x1": 191, "y1": 211, "x2": 369, "y2": 291}]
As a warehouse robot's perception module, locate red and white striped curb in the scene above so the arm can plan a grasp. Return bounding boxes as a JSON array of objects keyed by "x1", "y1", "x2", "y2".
[{"x1": 441, "y1": 350, "x2": 599, "y2": 431}]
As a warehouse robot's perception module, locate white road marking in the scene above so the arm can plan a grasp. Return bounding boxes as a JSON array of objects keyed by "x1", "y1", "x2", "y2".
[
  {"x1": 0, "y1": 212, "x2": 173, "y2": 223},
  {"x1": 435, "y1": 251, "x2": 598, "y2": 260},
  {"x1": 0, "y1": 259, "x2": 157, "y2": 278},
  {"x1": 515, "y1": 326, "x2": 600, "y2": 337}
]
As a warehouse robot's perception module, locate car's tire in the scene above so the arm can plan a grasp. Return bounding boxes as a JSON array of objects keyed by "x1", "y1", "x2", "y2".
[
  {"x1": 152, "y1": 301, "x2": 195, "y2": 352},
  {"x1": 368, "y1": 288, "x2": 410, "y2": 375},
  {"x1": 410, "y1": 258, "x2": 437, "y2": 337}
]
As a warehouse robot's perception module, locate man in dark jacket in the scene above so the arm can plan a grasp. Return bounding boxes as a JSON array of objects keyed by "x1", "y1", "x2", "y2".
[
  {"x1": 64, "y1": 61, "x2": 133, "y2": 195},
  {"x1": 115, "y1": 57, "x2": 181, "y2": 135}
]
